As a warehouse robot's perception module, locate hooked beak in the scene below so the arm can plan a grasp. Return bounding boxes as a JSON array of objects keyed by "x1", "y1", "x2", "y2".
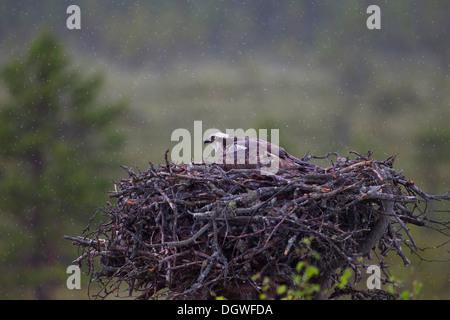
[{"x1": 204, "y1": 139, "x2": 212, "y2": 144}]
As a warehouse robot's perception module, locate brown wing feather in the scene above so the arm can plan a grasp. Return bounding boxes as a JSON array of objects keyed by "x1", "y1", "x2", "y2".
[{"x1": 217, "y1": 136, "x2": 317, "y2": 172}]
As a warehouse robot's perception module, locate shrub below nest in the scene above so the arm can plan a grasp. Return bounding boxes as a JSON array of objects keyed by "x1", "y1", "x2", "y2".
[{"x1": 65, "y1": 151, "x2": 449, "y2": 299}]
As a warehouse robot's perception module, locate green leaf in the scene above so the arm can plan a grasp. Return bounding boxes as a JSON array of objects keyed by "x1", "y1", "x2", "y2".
[
  {"x1": 413, "y1": 281, "x2": 423, "y2": 296},
  {"x1": 304, "y1": 266, "x2": 319, "y2": 280},
  {"x1": 295, "y1": 261, "x2": 305, "y2": 271},
  {"x1": 400, "y1": 290, "x2": 411, "y2": 300},
  {"x1": 276, "y1": 285, "x2": 287, "y2": 295},
  {"x1": 337, "y1": 268, "x2": 352, "y2": 289}
]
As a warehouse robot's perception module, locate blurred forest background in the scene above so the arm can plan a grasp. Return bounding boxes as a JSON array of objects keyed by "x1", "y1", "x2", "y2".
[{"x1": 0, "y1": 0, "x2": 448, "y2": 299}]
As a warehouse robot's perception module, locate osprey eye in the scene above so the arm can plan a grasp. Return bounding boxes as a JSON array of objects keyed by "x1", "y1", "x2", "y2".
[{"x1": 211, "y1": 136, "x2": 216, "y2": 141}]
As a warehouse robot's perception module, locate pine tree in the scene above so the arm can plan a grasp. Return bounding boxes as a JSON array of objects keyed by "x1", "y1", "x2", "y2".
[{"x1": 0, "y1": 30, "x2": 127, "y2": 298}]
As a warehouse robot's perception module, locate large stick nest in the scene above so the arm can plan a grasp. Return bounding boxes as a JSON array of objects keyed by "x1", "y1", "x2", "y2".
[{"x1": 65, "y1": 150, "x2": 449, "y2": 300}]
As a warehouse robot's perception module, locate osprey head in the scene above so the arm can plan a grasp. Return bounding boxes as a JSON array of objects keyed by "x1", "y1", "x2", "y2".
[{"x1": 204, "y1": 131, "x2": 230, "y2": 144}]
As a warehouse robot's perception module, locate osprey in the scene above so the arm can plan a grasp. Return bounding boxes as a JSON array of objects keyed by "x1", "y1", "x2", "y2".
[{"x1": 204, "y1": 131, "x2": 316, "y2": 173}]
